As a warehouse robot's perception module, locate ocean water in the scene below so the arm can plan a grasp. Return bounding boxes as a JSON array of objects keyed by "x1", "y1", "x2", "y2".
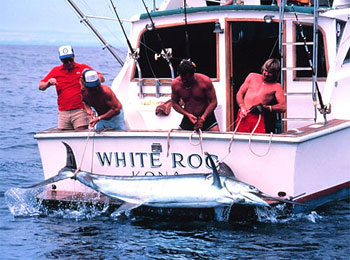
[{"x1": 0, "y1": 44, "x2": 349, "y2": 260}]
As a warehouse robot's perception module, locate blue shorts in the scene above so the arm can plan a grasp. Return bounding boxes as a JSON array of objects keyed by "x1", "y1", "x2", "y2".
[{"x1": 95, "y1": 109, "x2": 125, "y2": 131}]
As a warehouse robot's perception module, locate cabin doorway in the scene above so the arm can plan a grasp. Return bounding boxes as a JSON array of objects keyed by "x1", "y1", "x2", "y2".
[{"x1": 227, "y1": 21, "x2": 280, "y2": 131}]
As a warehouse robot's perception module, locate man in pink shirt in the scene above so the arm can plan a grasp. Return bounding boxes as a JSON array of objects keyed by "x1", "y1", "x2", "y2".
[{"x1": 39, "y1": 45, "x2": 105, "y2": 130}]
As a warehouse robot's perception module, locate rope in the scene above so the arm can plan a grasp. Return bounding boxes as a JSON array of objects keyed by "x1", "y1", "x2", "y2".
[
  {"x1": 189, "y1": 129, "x2": 204, "y2": 155},
  {"x1": 248, "y1": 114, "x2": 273, "y2": 157},
  {"x1": 219, "y1": 116, "x2": 242, "y2": 163},
  {"x1": 166, "y1": 128, "x2": 177, "y2": 157},
  {"x1": 221, "y1": 108, "x2": 274, "y2": 161},
  {"x1": 90, "y1": 130, "x2": 96, "y2": 173},
  {"x1": 74, "y1": 126, "x2": 93, "y2": 178}
]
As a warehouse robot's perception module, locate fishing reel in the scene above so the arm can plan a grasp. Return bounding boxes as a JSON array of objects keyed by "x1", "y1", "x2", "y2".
[
  {"x1": 130, "y1": 48, "x2": 140, "y2": 60},
  {"x1": 317, "y1": 103, "x2": 331, "y2": 114},
  {"x1": 154, "y1": 48, "x2": 172, "y2": 61}
]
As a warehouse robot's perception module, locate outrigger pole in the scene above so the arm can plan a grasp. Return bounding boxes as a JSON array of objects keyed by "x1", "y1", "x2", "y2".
[
  {"x1": 65, "y1": 0, "x2": 124, "y2": 66},
  {"x1": 141, "y1": 0, "x2": 175, "y2": 79},
  {"x1": 110, "y1": 0, "x2": 145, "y2": 98}
]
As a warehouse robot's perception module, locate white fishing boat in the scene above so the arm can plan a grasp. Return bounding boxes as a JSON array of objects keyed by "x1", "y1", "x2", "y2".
[{"x1": 35, "y1": 0, "x2": 350, "y2": 215}]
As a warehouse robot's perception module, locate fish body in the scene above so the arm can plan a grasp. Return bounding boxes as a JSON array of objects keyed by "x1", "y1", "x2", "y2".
[
  {"x1": 74, "y1": 170, "x2": 268, "y2": 208},
  {"x1": 25, "y1": 142, "x2": 275, "y2": 215}
]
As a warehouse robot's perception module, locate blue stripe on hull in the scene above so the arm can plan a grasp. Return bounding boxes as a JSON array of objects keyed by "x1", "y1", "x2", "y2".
[{"x1": 293, "y1": 185, "x2": 350, "y2": 214}]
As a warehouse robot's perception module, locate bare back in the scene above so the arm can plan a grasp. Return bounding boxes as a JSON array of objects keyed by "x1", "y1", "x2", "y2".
[{"x1": 82, "y1": 84, "x2": 122, "y2": 117}]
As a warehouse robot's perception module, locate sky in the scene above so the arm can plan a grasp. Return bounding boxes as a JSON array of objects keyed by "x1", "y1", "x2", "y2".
[{"x1": 0, "y1": 0, "x2": 158, "y2": 47}]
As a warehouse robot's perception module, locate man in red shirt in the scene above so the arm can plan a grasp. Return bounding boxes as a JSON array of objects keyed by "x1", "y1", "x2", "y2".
[{"x1": 39, "y1": 45, "x2": 105, "y2": 130}]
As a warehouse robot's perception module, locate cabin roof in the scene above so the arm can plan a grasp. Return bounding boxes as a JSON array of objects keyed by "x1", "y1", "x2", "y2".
[{"x1": 139, "y1": 5, "x2": 317, "y2": 20}]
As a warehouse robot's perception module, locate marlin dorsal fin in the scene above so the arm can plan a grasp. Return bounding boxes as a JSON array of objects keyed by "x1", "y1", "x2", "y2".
[
  {"x1": 62, "y1": 142, "x2": 77, "y2": 170},
  {"x1": 205, "y1": 152, "x2": 223, "y2": 189}
]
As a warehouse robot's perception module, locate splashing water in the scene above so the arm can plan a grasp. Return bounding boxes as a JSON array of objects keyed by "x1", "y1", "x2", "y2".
[
  {"x1": 213, "y1": 206, "x2": 232, "y2": 222},
  {"x1": 256, "y1": 204, "x2": 323, "y2": 224},
  {"x1": 5, "y1": 186, "x2": 113, "y2": 220},
  {"x1": 5, "y1": 187, "x2": 43, "y2": 217}
]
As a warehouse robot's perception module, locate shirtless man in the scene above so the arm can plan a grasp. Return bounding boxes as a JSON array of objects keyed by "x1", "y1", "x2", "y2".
[
  {"x1": 236, "y1": 59, "x2": 286, "y2": 133},
  {"x1": 81, "y1": 70, "x2": 125, "y2": 131},
  {"x1": 171, "y1": 60, "x2": 219, "y2": 131}
]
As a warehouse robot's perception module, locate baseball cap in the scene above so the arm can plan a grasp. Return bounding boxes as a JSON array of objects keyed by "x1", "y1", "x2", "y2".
[
  {"x1": 59, "y1": 45, "x2": 74, "y2": 59},
  {"x1": 82, "y1": 70, "x2": 100, "y2": 88}
]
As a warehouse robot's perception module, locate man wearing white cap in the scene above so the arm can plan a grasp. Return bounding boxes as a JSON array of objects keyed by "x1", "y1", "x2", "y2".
[
  {"x1": 81, "y1": 70, "x2": 125, "y2": 131},
  {"x1": 39, "y1": 45, "x2": 105, "y2": 130}
]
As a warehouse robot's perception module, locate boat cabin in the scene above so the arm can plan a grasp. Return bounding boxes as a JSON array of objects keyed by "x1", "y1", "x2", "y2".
[{"x1": 107, "y1": 0, "x2": 350, "y2": 134}]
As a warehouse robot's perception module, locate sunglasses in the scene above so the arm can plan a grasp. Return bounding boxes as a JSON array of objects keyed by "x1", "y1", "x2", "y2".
[{"x1": 61, "y1": 58, "x2": 74, "y2": 64}]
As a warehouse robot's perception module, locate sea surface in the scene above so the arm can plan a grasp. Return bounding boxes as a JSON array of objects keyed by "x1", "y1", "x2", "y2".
[{"x1": 0, "y1": 44, "x2": 349, "y2": 260}]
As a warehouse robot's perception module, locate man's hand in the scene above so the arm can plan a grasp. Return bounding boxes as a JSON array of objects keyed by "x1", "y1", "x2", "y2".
[
  {"x1": 187, "y1": 113, "x2": 198, "y2": 124},
  {"x1": 47, "y1": 78, "x2": 57, "y2": 86},
  {"x1": 240, "y1": 107, "x2": 248, "y2": 118},
  {"x1": 89, "y1": 117, "x2": 99, "y2": 127},
  {"x1": 194, "y1": 117, "x2": 205, "y2": 131}
]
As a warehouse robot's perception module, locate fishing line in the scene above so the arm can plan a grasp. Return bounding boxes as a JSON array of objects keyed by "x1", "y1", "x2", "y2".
[
  {"x1": 140, "y1": 0, "x2": 175, "y2": 78},
  {"x1": 110, "y1": 0, "x2": 135, "y2": 56},
  {"x1": 76, "y1": 0, "x2": 125, "y2": 48},
  {"x1": 268, "y1": 37, "x2": 279, "y2": 60},
  {"x1": 141, "y1": 35, "x2": 157, "y2": 78}
]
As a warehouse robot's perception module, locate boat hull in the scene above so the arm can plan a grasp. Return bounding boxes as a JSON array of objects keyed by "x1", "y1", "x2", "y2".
[{"x1": 35, "y1": 119, "x2": 350, "y2": 212}]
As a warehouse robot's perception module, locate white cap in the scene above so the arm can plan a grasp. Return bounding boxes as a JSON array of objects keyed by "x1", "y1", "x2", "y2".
[
  {"x1": 83, "y1": 70, "x2": 100, "y2": 88},
  {"x1": 58, "y1": 45, "x2": 74, "y2": 59}
]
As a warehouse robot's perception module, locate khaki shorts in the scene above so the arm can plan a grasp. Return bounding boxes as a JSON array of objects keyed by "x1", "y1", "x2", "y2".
[{"x1": 58, "y1": 109, "x2": 89, "y2": 130}]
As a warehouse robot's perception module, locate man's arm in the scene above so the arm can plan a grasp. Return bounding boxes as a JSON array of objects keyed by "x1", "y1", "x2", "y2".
[
  {"x1": 200, "y1": 81, "x2": 217, "y2": 121},
  {"x1": 266, "y1": 84, "x2": 286, "y2": 113},
  {"x1": 100, "y1": 86, "x2": 122, "y2": 120},
  {"x1": 88, "y1": 86, "x2": 121, "y2": 127},
  {"x1": 39, "y1": 78, "x2": 56, "y2": 91},
  {"x1": 236, "y1": 74, "x2": 251, "y2": 117}
]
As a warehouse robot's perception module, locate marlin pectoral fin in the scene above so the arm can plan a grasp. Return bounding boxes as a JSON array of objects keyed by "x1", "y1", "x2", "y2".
[
  {"x1": 112, "y1": 202, "x2": 143, "y2": 217},
  {"x1": 21, "y1": 170, "x2": 74, "y2": 189}
]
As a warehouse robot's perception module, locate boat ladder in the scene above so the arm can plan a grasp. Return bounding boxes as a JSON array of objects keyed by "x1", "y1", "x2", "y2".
[{"x1": 278, "y1": 0, "x2": 322, "y2": 127}]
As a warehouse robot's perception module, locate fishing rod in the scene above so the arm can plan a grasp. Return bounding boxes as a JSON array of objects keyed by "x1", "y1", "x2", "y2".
[
  {"x1": 183, "y1": 0, "x2": 191, "y2": 59},
  {"x1": 110, "y1": 0, "x2": 145, "y2": 97},
  {"x1": 291, "y1": 4, "x2": 328, "y2": 124},
  {"x1": 140, "y1": 0, "x2": 175, "y2": 78},
  {"x1": 66, "y1": 0, "x2": 124, "y2": 66}
]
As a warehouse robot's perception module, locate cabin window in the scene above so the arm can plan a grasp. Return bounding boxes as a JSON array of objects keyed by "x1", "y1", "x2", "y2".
[
  {"x1": 295, "y1": 24, "x2": 327, "y2": 78},
  {"x1": 136, "y1": 22, "x2": 217, "y2": 79}
]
